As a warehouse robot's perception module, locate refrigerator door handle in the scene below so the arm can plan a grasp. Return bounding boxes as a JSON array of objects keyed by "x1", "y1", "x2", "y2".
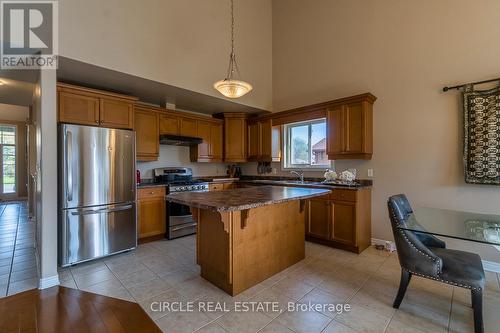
[
  {"x1": 66, "y1": 130, "x2": 73, "y2": 202},
  {"x1": 71, "y1": 204, "x2": 134, "y2": 216}
]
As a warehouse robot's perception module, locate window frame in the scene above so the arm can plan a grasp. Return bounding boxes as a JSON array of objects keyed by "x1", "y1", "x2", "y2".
[
  {"x1": 0, "y1": 124, "x2": 17, "y2": 195},
  {"x1": 282, "y1": 118, "x2": 331, "y2": 170}
]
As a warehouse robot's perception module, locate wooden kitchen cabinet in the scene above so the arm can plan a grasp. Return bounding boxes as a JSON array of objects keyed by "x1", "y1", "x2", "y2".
[
  {"x1": 305, "y1": 188, "x2": 371, "y2": 253},
  {"x1": 222, "y1": 113, "x2": 247, "y2": 162},
  {"x1": 306, "y1": 195, "x2": 332, "y2": 240},
  {"x1": 209, "y1": 183, "x2": 224, "y2": 191},
  {"x1": 159, "y1": 114, "x2": 180, "y2": 135},
  {"x1": 327, "y1": 94, "x2": 375, "y2": 160},
  {"x1": 134, "y1": 106, "x2": 159, "y2": 161},
  {"x1": 247, "y1": 119, "x2": 272, "y2": 161},
  {"x1": 57, "y1": 83, "x2": 137, "y2": 129},
  {"x1": 58, "y1": 91, "x2": 100, "y2": 126},
  {"x1": 99, "y1": 97, "x2": 134, "y2": 129},
  {"x1": 137, "y1": 187, "x2": 166, "y2": 240},
  {"x1": 180, "y1": 118, "x2": 197, "y2": 137},
  {"x1": 190, "y1": 120, "x2": 223, "y2": 162}
]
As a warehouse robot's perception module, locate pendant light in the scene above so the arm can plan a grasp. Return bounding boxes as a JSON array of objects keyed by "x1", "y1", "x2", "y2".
[{"x1": 213, "y1": 0, "x2": 253, "y2": 99}]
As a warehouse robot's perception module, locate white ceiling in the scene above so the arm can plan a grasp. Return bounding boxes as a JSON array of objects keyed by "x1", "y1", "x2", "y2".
[{"x1": 0, "y1": 77, "x2": 34, "y2": 107}]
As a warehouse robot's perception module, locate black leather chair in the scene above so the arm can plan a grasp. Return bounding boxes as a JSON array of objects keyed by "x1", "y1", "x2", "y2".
[{"x1": 387, "y1": 194, "x2": 485, "y2": 333}]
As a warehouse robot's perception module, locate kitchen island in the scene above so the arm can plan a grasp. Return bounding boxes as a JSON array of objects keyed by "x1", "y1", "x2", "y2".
[{"x1": 166, "y1": 185, "x2": 331, "y2": 296}]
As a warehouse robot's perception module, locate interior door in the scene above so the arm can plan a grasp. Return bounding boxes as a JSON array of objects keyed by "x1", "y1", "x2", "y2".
[{"x1": 0, "y1": 124, "x2": 17, "y2": 200}]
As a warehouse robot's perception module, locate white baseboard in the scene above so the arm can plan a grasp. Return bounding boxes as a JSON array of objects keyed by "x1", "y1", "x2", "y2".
[
  {"x1": 39, "y1": 275, "x2": 60, "y2": 289},
  {"x1": 371, "y1": 238, "x2": 500, "y2": 273},
  {"x1": 482, "y1": 260, "x2": 500, "y2": 273}
]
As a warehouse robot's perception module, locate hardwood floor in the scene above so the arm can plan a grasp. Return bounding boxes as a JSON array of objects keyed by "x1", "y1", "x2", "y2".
[{"x1": 0, "y1": 286, "x2": 161, "y2": 333}]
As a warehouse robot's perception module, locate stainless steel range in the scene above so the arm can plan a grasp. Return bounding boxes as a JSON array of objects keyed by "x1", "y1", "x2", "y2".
[{"x1": 153, "y1": 167, "x2": 208, "y2": 239}]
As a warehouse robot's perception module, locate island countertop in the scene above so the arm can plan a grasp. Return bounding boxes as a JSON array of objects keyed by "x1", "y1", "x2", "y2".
[{"x1": 166, "y1": 185, "x2": 331, "y2": 212}]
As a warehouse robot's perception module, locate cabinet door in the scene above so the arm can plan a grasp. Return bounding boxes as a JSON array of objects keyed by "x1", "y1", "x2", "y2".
[
  {"x1": 247, "y1": 122, "x2": 260, "y2": 160},
  {"x1": 260, "y1": 120, "x2": 272, "y2": 161},
  {"x1": 58, "y1": 91, "x2": 100, "y2": 126},
  {"x1": 180, "y1": 117, "x2": 198, "y2": 137},
  {"x1": 306, "y1": 196, "x2": 332, "y2": 240},
  {"x1": 224, "y1": 117, "x2": 246, "y2": 161},
  {"x1": 99, "y1": 98, "x2": 134, "y2": 129},
  {"x1": 137, "y1": 197, "x2": 166, "y2": 239},
  {"x1": 210, "y1": 123, "x2": 223, "y2": 160},
  {"x1": 327, "y1": 106, "x2": 344, "y2": 155},
  {"x1": 159, "y1": 114, "x2": 179, "y2": 135},
  {"x1": 209, "y1": 183, "x2": 224, "y2": 191},
  {"x1": 332, "y1": 201, "x2": 356, "y2": 246},
  {"x1": 196, "y1": 121, "x2": 211, "y2": 159},
  {"x1": 272, "y1": 125, "x2": 281, "y2": 162},
  {"x1": 344, "y1": 103, "x2": 364, "y2": 153},
  {"x1": 135, "y1": 109, "x2": 159, "y2": 161}
]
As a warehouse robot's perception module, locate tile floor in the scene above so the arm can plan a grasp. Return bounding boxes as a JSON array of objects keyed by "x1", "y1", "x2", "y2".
[
  {"x1": 57, "y1": 234, "x2": 500, "y2": 333},
  {"x1": 0, "y1": 201, "x2": 38, "y2": 297}
]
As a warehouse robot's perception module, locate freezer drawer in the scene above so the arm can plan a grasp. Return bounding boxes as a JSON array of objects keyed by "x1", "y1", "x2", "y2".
[{"x1": 59, "y1": 203, "x2": 137, "y2": 266}]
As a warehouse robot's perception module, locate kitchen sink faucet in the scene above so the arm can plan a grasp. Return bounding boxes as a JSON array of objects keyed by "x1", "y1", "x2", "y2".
[{"x1": 290, "y1": 170, "x2": 304, "y2": 183}]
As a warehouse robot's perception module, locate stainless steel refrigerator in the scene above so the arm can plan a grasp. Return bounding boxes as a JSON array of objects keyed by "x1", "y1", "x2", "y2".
[{"x1": 58, "y1": 124, "x2": 137, "y2": 267}]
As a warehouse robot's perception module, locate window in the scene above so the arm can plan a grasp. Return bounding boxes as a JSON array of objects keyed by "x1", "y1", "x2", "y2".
[
  {"x1": 0, "y1": 125, "x2": 16, "y2": 194},
  {"x1": 283, "y1": 119, "x2": 330, "y2": 169}
]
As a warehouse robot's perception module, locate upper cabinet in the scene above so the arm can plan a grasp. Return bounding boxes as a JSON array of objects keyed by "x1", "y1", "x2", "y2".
[
  {"x1": 190, "y1": 120, "x2": 223, "y2": 163},
  {"x1": 247, "y1": 119, "x2": 273, "y2": 162},
  {"x1": 221, "y1": 113, "x2": 247, "y2": 163},
  {"x1": 327, "y1": 94, "x2": 376, "y2": 160},
  {"x1": 134, "y1": 105, "x2": 160, "y2": 161},
  {"x1": 180, "y1": 118, "x2": 198, "y2": 137},
  {"x1": 159, "y1": 114, "x2": 180, "y2": 135},
  {"x1": 57, "y1": 83, "x2": 137, "y2": 129}
]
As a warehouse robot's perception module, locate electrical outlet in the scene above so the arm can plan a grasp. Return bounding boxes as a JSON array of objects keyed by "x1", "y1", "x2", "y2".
[{"x1": 367, "y1": 169, "x2": 374, "y2": 177}]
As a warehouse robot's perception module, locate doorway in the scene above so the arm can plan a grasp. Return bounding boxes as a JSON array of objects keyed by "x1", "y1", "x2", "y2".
[{"x1": 0, "y1": 124, "x2": 17, "y2": 198}]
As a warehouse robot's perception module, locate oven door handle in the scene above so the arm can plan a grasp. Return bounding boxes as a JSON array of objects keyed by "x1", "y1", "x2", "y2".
[{"x1": 171, "y1": 223, "x2": 197, "y2": 232}]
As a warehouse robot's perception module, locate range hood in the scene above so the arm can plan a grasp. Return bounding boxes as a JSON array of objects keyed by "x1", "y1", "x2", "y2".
[{"x1": 159, "y1": 134, "x2": 203, "y2": 146}]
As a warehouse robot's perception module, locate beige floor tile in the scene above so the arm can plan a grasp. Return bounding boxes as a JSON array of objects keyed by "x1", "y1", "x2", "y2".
[
  {"x1": 80, "y1": 277, "x2": 132, "y2": 301},
  {"x1": 322, "y1": 319, "x2": 361, "y2": 333},
  {"x1": 160, "y1": 267, "x2": 199, "y2": 286},
  {"x1": 298, "y1": 288, "x2": 346, "y2": 318},
  {"x1": 335, "y1": 303, "x2": 391, "y2": 333},
  {"x1": 216, "y1": 310, "x2": 272, "y2": 333},
  {"x1": 258, "y1": 321, "x2": 295, "y2": 333},
  {"x1": 155, "y1": 308, "x2": 213, "y2": 333},
  {"x1": 385, "y1": 318, "x2": 428, "y2": 333},
  {"x1": 139, "y1": 288, "x2": 191, "y2": 320},
  {"x1": 127, "y1": 277, "x2": 173, "y2": 301},
  {"x1": 449, "y1": 301, "x2": 474, "y2": 333},
  {"x1": 317, "y1": 275, "x2": 360, "y2": 301},
  {"x1": 73, "y1": 267, "x2": 115, "y2": 288},
  {"x1": 70, "y1": 260, "x2": 108, "y2": 276},
  {"x1": 270, "y1": 276, "x2": 315, "y2": 301},
  {"x1": 275, "y1": 308, "x2": 331, "y2": 333},
  {"x1": 392, "y1": 301, "x2": 448, "y2": 333},
  {"x1": 176, "y1": 276, "x2": 220, "y2": 300},
  {"x1": 250, "y1": 286, "x2": 296, "y2": 319},
  {"x1": 119, "y1": 268, "x2": 158, "y2": 288},
  {"x1": 195, "y1": 322, "x2": 228, "y2": 333}
]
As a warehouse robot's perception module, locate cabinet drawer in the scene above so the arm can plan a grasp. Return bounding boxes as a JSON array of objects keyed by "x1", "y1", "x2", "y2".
[
  {"x1": 209, "y1": 183, "x2": 224, "y2": 191},
  {"x1": 138, "y1": 187, "x2": 166, "y2": 199},
  {"x1": 331, "y1": 189, "x2": 357, "y2": 202}
]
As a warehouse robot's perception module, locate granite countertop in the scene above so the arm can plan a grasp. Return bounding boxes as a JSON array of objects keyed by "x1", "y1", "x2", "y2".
[
  {"x1": 166, "y1": 185, "x2": 331, "y2": 212},
  {"x1": 137, "y1": 181, "x2": 167, "y2": 188},
  {"x1": 238, "y1": 179, "x2": 371, "y2": 190}
]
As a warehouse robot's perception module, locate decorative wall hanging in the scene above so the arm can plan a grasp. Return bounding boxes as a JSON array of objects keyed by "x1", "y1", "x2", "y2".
[{"x1": 463, "y1": 84, "x2": 500, "y2": 185}]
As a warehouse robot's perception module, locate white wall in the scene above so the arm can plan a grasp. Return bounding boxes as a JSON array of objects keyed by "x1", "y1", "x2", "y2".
[
  {"x1": 59, "y1": 0, "x2": 273, "y2": 111},
  {"x1": 137, "y1": 145, "x2": 228, "y2": 179},
  {"x1": 272, "y1": 0, "x2": 500, "y2": 261},
  {"x1": 36, "y1": 69, "x2": 59, "y2": 287}
]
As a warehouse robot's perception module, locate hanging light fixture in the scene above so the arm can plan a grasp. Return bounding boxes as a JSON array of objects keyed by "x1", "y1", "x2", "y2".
[{"x1": 213, "y1": 0, "x2": 253, "y2": 99}]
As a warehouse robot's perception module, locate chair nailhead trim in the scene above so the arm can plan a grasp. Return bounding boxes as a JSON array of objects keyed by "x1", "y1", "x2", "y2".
[{"x1": 402, "y1": 268, "x2": 482, "y2": 291}]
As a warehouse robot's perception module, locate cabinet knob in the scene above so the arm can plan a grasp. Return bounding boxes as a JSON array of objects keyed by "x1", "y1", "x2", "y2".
[{"x1": 149, "y1": 191, "x2": 154, "y2": 194}]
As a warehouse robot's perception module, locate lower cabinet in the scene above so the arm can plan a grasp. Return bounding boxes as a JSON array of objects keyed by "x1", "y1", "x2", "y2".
[
  {"x1": 137, "y1": 187, "x2": 166, "y2": 240},
  {"x1": 305, "y1": 188, "x2": 371, "y2": 253}
]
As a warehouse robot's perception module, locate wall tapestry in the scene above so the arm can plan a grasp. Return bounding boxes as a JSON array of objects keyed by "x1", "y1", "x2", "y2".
[{"x1": 463, "y1": 84, "x2": 500, "y2": 185}]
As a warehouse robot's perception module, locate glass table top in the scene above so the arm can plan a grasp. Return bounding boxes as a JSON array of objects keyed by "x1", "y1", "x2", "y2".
[{"x1": 400, "y1": 207, "x2": 500, "y2": 246}]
